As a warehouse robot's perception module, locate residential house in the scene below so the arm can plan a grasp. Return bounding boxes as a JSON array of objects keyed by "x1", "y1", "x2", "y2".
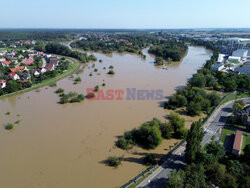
[
  {"x1": 37, "y1": 52, "x2": 45, "y2": 56},
  {"x1": 18, "y1": 54, "x2": 24, "y2": 59},
  {"x1": 0, "y1": 80, "x2": 6, "y2": 89},
  {"x1": 49, "y1": 57, "x2": 58, "y2": 66},
  {"x1": 33, "y1": 70, "x2": 40, "y2": 76},
  {"x1": 37, "y1": 67, "x2": 46, "y2": 74},
  {"x1": 1, "y1": 61, "x2": 11, "y2": 67},
  {"x1": 0, "y1": 51, "x2": 7, "y2": 56},
  {"x1": 45, "y1": 63, "x2": 55, "y2": 71},
  {"x1": 8, "y1": 73, "x2": 20, "y2": 80},
  {"x1": 10, "y1": 66, "x2": 28, "y2": 73},
  {"x1": 33, "y1": 67, "x2": 46, "y2": 76},
  {"x1": 232, "y1": 130, "x2": 243, "y2": 156},
  {"x1": 23, "y1": 57, "x2": 34, "y2": 66},
  {"x1": 23, "y1": 40, "x2": 31, "y2": 45}
]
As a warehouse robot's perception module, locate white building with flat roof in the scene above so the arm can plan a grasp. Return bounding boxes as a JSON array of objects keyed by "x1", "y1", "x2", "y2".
[
  {"x1": 217, "y1": 54, "x2": 226, "y2": 63},
  {"x1": 228, "y1": 56, "x2": 241, "y2": 62}
]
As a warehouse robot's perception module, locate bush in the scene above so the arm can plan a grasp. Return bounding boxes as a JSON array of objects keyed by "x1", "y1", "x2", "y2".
[
  {"x1": 86, "y1": 92, "x2": 95, "y2": 99},
  {"x1": 188, "y1": 74, "x2": 206, "y2": 88},
  {"x1": 223, "y1": 80, "x2": 237, "y2": 92},
  {"x1": 109, "y1": 65, "x2": 114, "y2": 69},
  {"x1": 70, "y1": 94, "x2": 85, "y2": 103},
  {"x1": 143, "y1": 154, "x2": 157, "y2": 165},
  {"x1": 15, "y1": 120, "x2": 20, "y2": 124},
  {"x1": 88, "y1": 54, "x2": 97, "y2": 61},
  {"x1": 107, "y1": 70, "x2": 115, "y2": 75},
  {"x1": 160, "y1": 122, "x2": 173, "y2": 139},
  {"x1": 106, "y1": 156, "x2": 124, "y2": 167},
  {"x1": 227, "y1": 160, "x2": 244, "y2": 178},
  {"x1": 74, "y1": 77, "x2": 81, "y2": 82},
  {"x1": 165, "y1": 94, "x2": 187, "y2": 109},
  {"x1": 5, "y1": 123, "x2": 14, "y2": 130},
  {"x1": 116, "y1": 137, "x2": 131, "y2": 150},
  {"x1": 95, "y1": 85, "x2": 99, "y2": 92},
  {"x1": 208, "y1": 92, "x2": 221, "y2": 106},
  {"x1": 137, "y1": 124, "x2": 162, "y2": 149},
  {"x1": 60, "y1": 95, "x2": 69, "y2": 104},
  {"x1": 94, "y1": 68, "x2": 98, "y2": 72},
  {"x1": 55, "y1": 88, "x2": 64, "y2": 94},
  {"x1": 59, "y1": 92, "x2": 84, "y2": 104},
  {"x1": 187, "y1": 101, "x2": 202, "y2": 116},
  {"x1": 154, "y1": 57, "x2": 164, "y2": 66},
  {"x1": 49, "y1": 83, "x2": 57, "y2": 87}
]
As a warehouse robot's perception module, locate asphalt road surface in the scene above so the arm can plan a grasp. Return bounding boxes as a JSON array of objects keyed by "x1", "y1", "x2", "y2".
[{"x1": 138, "y1": 98, "x2": 250, "y2": 188}]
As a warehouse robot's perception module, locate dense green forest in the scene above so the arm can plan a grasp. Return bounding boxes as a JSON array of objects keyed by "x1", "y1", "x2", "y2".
[
  {"x1": 71, "y1": 34, "x2": 160, "y2": 54},
  {"x1": 44, "y1": 43, "x2": 92, "y2": 63},
  {"x1": 0, "y1": 30, "x2": 74, "y2": 41},
  {"x1": 149, "y1": 41, "x2": 188, "y2": 62}
]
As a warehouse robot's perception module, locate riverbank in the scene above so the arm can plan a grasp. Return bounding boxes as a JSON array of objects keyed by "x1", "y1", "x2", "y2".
[{"x1": 0, "y1": 57, "x2": 80, "y2": 100}]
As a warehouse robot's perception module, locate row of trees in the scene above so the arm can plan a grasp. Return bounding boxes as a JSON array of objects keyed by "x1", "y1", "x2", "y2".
[
  {"x1": 0, "y1": 80, "x2": 32, "y2": 95},
  {"x1": 189, "y1": 68, "x2": 250, "y2": 92},
  {"x1": 116, "y1": 113, "x2": 188, "y2": 150},
  {"x1": 45, "y1": 43, "x2": 91, "y2": 63}
]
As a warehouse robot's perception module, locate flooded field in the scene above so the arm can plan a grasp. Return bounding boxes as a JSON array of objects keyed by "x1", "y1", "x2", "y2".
[{"x1": 0, "y1": 46, "x2": 211, "y2": 188}]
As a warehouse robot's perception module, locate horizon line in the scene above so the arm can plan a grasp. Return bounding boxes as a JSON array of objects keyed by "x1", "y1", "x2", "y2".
[{"x1": 1, "y1": 27, "x2": 250, "y2": 30}]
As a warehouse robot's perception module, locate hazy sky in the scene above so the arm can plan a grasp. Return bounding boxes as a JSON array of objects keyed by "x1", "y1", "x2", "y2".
[{"x1": 1, "y1": 0, "x2": 250, "y2": 29}]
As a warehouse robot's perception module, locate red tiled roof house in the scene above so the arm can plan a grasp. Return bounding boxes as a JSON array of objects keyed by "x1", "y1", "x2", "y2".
[
  {"x1": 1, "y1": 61, "x2": 11, "y2": 67},
  {"x1": 232, "y1": 131, "x2": 243, "y2": 156}
]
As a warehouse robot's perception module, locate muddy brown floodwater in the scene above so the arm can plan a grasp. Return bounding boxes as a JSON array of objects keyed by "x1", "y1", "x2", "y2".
[{"x1": 0, "y1": 46, "x2": 211, "y2": 188}]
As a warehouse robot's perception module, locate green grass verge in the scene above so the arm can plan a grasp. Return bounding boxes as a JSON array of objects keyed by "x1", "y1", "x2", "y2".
[
  {"x1": 0, "y1": 47, "x2": 27, "y2": 52},
  {"x1": 127, "y1": 173, "x2": 152, "y2": 188},
  {"x1": 126, "y1": 167, "x2": 159, "y2": 188},
  {"x1": 222, "y1": 91, "x2": 250, "y2": 105},
  {"x1": 221, "y1": 128, "x2": 236, "y2": 144},
  {"x1": 242, "y1": 134, "x2": 250, "y2": 154},
  {"x1": 0, "y1": 57, "x2": 80, "y2": 99}
]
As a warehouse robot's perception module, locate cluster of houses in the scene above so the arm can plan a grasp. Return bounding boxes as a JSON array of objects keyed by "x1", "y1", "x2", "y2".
[{"x1": 0, "y1": 46, "x2": 60, "y2": 90}]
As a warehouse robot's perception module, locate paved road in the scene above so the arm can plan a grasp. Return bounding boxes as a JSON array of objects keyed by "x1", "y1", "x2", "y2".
[{"x1": 138, "y1": 98, "x2": 250, "y2": 188}]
